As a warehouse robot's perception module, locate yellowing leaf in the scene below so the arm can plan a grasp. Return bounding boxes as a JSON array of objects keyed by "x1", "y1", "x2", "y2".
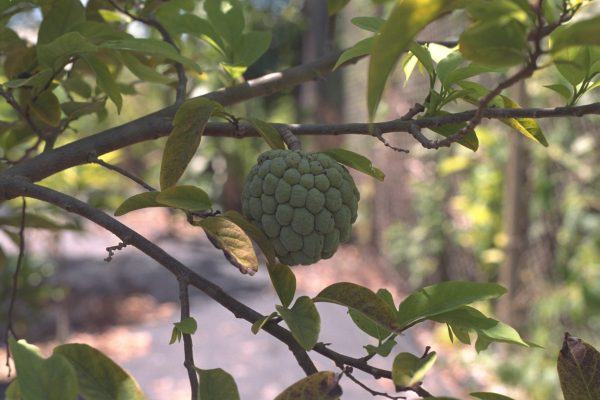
[
  {"x1": 500, "y1": 96, "x2": 548, "y2": 147},
  {"x1": 198, "y1": 216, "x2": 259, "y2": 275},
  {"x1": 275, "y1": 371, "x2": 342, "y2": 400},
  {"x1": 160, "y1": 98, "x2": 223, "y2": 189},
  {"x1": 392, "y1": 351, "x2": 437, "y2": 387}
]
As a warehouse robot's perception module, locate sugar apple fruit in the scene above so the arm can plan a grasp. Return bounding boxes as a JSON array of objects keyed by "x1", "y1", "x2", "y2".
[{"x1": 241, "y1": 149, "x2": 360, "y2": 266}]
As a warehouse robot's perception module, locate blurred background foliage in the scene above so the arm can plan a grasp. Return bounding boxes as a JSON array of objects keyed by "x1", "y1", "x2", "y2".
[{"x1": 2, "y1": 0, "x2": 600, "y2": 399}]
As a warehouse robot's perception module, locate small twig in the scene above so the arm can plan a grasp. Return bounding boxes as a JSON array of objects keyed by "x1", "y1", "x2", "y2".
[
  {"x1": 178, "y1": 280, "x2": 198, "y2": 400},
  {"x1": 89, "y1": 154, "x2": 156, "y2": 192},
  {"x1": 278, "y1": 126, "x2": 302, "y2": 150},
  {"x1": 104, "y1": 241, "x2": 128, "y2": 262},
  {"x1": 343, "y1": 367, "x2": 406, "y2": 400},
  {"x1": 4, "y1": 197, "x2": 27, "y2": 377},
  {"x1": 399, "y1": 103, "x2": 425, "y2": 121}
]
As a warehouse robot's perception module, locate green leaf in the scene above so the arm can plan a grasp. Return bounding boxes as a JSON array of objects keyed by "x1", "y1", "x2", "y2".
[
  {"x1": 351, "y1": 16, "x2": 385, "y2": 32},
  {"x1": 81, "y1": 53, "x2": 123, "y2": 113},
  {"x1": 155, "y1": 12, "x2": 225, "y2": 55},
  {"x1": 197, "y1": 216, "x2": 259, "y2": 275},
  {"x1": 9, "y1": 338, "x2": 78, "y2": 400},
  {"x1": 328, "y1": 0, "x2": 350, "y2": 16},
  {"x1": 222, "y1": 210, "x2": 277, "y2": 266},
  {"x1": 470, "y1": 392, "x2": 515, "y2": 400},
  {"x1": 459, "y1": 19, "x2": 528, "y2": 66},
  {"x1": 251, "y1": 312, "x2": 278, "y2": 334},
  {"x1": 320, "y1": 148, "x2": 384, "y2": 181},
  {"x1": 551, "y1": 16, "x2": 600, "y2": 52},
  {"x1": 557, "y1": 333, "x2": 600, "y2": 400},
  {"x1": 98, "y1": 38, "x2": 202, "y2": 71},
  {"x1": 37, "y1": 0, "x2": 85, "y2": 45},
  {"x1": 443, "y1": 63, "x2": 498, "y2": 87},
  {"x1": 169, "y1": 326, "x2": 182, "y2": 344},
  {"x1": 160, "y1": 98, "x2": 222, "y2": 189},
  {"x1": 397, "y1": 281, "x2": 506, "y2": 329},
  {"x1": 544, "y1": 84, "x2": 572, "y2": 100},
  {"x1": 553, "y1": 46, "x2": 590, "y2": 86},
  {"x1": 423, "y1": 111, "x2": 479, "y2": 151},
  {"x1": 437, "y1": 52, "x2": 465, "y2": 85},
  {"x1": 155, "y1": 185, "x2": 212, "y2": 211},
  {"x1": 409, "y1": 42, "x2": 435, "y2": 77},
  {"x1": 55, "y1": 343, "x2": 145, "y2": 400},
  {"x1": 119, "y1": 52, "x2": 175, "y2": 84},
  {"x1": 368, "y1": 0, "x2": 466, "y2": 119},
  {"x1": 267, "y1": 262, "x2": 297, "y2": 308},
  {"x1": 274, "y1": 371, "x2": 342, "y2": 400},
  {"x1": 174, "y1": 317, "x2": 198, "y2": 335},
  {"x1": 431, "y1": 306, "x2": 528, "y2": 351},
  {"x1": 61, "y1": 100, "x2": 106, "y2": 119},
  {"x1": 197, "y1": 368, "x2": 240, "y2": 400},
  {"x1": 276, "y1": 296, "x2": 320, "y2": 351},
  {"x1": 314, "y1": 282, "x2": 401, "y2": 333},
  {"x1": 233, "y1": 31, "x2": 271, "y2": 68},
  {"x1": 114, "y1": 192, "x2": 161, "y2": 216},
  {"x1": 364, "y1": 336, "x2": 397, "y2": 357},
  {"x1": 29, "y1": 91, "x2": 61, "y2": 127},
  {"x1": 334, "y1": 36, "x2": 374, "y2": 70},
  {"x1": 37, "y1": 31, "x2": 96, "y2": 70},
  {"x1": 4, "y1": 69, "x2": 54, "y2": 90},
  {"x1": 5, "y1": 379, "x2": 21, "y2": 400},
  {"x1": 349, "y1": 289, "x2": 395, "y2": 340},
  {"x1": 499, "y1": 95, "x2": 548, "y2": 147},
  {"x1": 245, "y1": 118, "x2": 286, "y2": 150},
  {"x1": 392, "y1": 351, "x2": 437, "y2": 387},
  {"x1": 204, "y1": 0, "x2": 244, "y2": 49}
]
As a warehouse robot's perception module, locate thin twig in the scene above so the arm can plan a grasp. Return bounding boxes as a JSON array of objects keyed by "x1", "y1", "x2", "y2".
[
  {"x1": 89, "y1": 154, "x2": 156, "y2": 192},
  {"x1": 4, "y1": 197, "x2": 26, "y2": 377},
  {"x1": 343, "y1": 367, "x2": 406, "y2": 400},
  {"x1": 178, "y1": 280, "x2": 198, "y2": 400},
  {"x1": 104, "y1": 241, "x2": 128, "y2": 262}
]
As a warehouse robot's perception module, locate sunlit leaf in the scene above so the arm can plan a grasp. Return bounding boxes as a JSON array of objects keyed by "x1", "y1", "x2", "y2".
[
  {"x1": 551, "y1": 16, "x2": 600, "y2": 52},
  {"x1": 55, "y1": 343, "x2": 145, "y2": 400},
  {"x1": 174, "y1": 317, "x2": 197, "y2": 335},
  {"x1": 197, "y1": 368, "x2": 240, "y2": 400},
  {"x1": 197, "y1": 216, "x2": 259, "y2": 275},
  {"x1": 315, "y1": 282, "x2": 401, "y2": 333},
  {"x1": 320, "y1": 148, "x2": 384, "y2": 181},
  {"x1": 160, "y1": 98, "x2": 222, "y2": 189},
  {"x1": 368, "y1": 0, "x2": 466, "y2": 119},
  {"x1": 274, "y1": 371, "x2": 342, "y2": 400},
  {"x1": 500, "y1": 96, "x2": 548, "y2": 147},
  {"x1": 397, "y1": 281, "x2": 506, "y2": 329},
  {"x1": 544, "y1": 84, "x2": 572, "y2": 101},
  {"x1": 392, "y1": 351, "x2": 437, "y2": 387},
  {"x1": 557, "y1": 332, "x2": 600, "y2": 400},
  {"x1": 277, "y1": 296, "x2": 320, "y2": 350}
]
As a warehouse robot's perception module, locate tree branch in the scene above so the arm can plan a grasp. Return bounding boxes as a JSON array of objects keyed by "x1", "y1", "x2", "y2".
[{"x1": 178, "y1": 280, "x2": 198, "y2": 400}]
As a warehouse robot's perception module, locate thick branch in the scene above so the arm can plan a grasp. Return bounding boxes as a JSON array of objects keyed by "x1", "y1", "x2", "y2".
[{"x1": 0, "y1": 178, "x2": 325, "y2": 378}]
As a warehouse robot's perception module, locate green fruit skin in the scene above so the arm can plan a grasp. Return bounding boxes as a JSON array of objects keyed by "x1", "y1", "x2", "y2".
[{"x1": 241, "y1": 150, "x2": 360, "y2": 266}]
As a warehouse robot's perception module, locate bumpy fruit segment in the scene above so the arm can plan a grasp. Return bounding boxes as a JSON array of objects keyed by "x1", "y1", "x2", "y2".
[{"x1": 241, "y1": 149, "x2": 360, "y2": 266}]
